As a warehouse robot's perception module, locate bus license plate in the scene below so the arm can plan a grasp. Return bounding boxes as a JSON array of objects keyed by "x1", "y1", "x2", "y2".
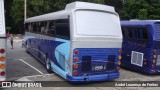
[{"x1": 94, "y1": 65, "x2": 104, "y2": 71}]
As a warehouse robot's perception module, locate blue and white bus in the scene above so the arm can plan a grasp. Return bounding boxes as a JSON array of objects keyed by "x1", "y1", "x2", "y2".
[
  {"x1": 121, "y1": 20, "x2": 160, "y2": 74},
  {"x1": 24, "y1": 2, "x2": 122, "y2": 82}
]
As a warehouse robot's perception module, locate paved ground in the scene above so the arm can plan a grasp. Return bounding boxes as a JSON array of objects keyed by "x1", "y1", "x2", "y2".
[
  {"x1": 6, "y1": 38, "x2": 49, "y2": 81},
  {"x1": 4, "y1": 37, "x2": 160, "y2": 90}
]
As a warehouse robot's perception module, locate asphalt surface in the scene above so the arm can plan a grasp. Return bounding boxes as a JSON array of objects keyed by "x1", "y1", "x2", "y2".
[
  {"x1": 6, "y1": 38, "x2": 49, "y2": 81},
  {"x1": 5, "y1": 37, "x2": 160, "y2": 90}
]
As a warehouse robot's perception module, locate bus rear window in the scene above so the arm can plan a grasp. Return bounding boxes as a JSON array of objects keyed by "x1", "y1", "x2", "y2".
[
  {"x1": 154, "y1": 23, "x2": 160, "y2": 41},
  {"x1": 75, "y1": 10, "x2": 121, "y2": 37},
  {"x1": 122, "y1": 26, "x2": 150, "y2": 41}
]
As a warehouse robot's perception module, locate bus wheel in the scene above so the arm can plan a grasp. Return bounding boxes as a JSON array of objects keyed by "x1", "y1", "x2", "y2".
[{"x1": 45, "y1": 57, "x2": 52, "y2": 73}]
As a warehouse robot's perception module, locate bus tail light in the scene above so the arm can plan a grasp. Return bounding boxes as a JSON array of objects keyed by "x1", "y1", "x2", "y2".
[
  {"x1": 118, "y1": 55, "x2": 122, "y2": 60},
  {"x1": 0, "y1": 71, "x2": 5, "y2": 76},
  {"x1": 152, "y1": 64, "x2": 156, "y2": 68},
  {"x1": 118, "y1": 61, "x2": 121, "y2": 66},
  {"x1": 73, "y1": 64, "x2": 78, "y2": 69},
  {"x1": 0, "y1": 49, "x2": 5, "y2": 54},
  {"x1": 0, "y1": 56, "x2": 5, "y2": 61},
  {"x1": 152, "y1": 70, "x2": 157, "y2": 73},
  {"x1": 144, "y1": 62, "x2": 147, "y2": 65},
  {"x1": 154, "y1": 49, "x2": 157, "y2": 54},
  {"x1": 119, "y1": 49, "x2": 122, "y2": 54},
  {"x1": 117, "y1": 67, "x2": 120, "y2": 71},
  {"x1": 143, "y1": 59, "x2": 147, "y2": 65},
  {"x1": 74, "y1": 57, "x2": 79, "y2": 62},
  {"x1": 153, "y1": 60, "x2": 156, "y2": 64},
  {"x1": 153, "y1": 55, "x2": 157, "y2": 59},
  {"x1": 0, "y1": 64, "x2": 5, "y2": 69},
  {"x1": 73, "y1": 70, "x2": 78, "y2": 75},
  {"x1": 74, "y1": 50, "x2": 79, "y2": 55}
]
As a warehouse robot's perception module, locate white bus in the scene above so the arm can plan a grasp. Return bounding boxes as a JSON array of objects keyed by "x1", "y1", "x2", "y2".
[
  {"x1": 24, "y1": 2, "x2": 122, "y2": 82},
  {"x1": 0, "y1": 0, "x2": 6, "y2": 81}
]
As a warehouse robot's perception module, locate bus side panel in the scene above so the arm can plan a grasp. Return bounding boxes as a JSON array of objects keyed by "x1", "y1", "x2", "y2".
[
  {"x1": 24, "y1": 32, "x2": 71, "y2": 78},
  {"x1": 50, "y1": 38, "x2": 71, "y2": 79}
]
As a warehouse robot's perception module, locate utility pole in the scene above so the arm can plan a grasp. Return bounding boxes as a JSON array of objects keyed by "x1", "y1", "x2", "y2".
[{"x1": 24, "y1": 0, "x2": 27, "y2": 21}]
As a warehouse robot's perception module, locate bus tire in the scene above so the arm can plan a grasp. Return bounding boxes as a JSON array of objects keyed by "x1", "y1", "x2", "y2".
[
  {"x1": 45, "y1": 56, "x2": 52, "y2": 73},
  {"x1": 25, "y1": 48, "x2": 30, "y2": 54}
]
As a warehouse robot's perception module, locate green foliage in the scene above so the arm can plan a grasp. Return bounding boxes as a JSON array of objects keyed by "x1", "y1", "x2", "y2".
[
  {"x1": 138, "y1": 9, "x2": 148, "y2": 20},
  {"x1": 11, "y1": 0, "x2": 24, "y2": 24},
  {"x1": 27, "y1": 0, "x2": 53, "y2": 17},
  {"x1": 104, "y1": 0, "x2": 123, "y2": 12},
  {"x1": 53, "y1": 0, "x2": 69, "y2": 10},
  {"x1": 10, "y1": 0, "x2": 24, "y2": 33},
  {"x1": 121, "y1": 0, "x2": 160, "y2": 20},
  {"x1": 6, "y1": 0, "x2": 160, "y2": 33}
]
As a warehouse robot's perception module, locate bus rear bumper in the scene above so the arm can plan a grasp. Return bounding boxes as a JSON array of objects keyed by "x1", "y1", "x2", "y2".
[
  {"x1": 145, "y1": 69, "x2": 160, "y2": 74},
  {"x1": 66, "y1": 73, "x2": 119, "y2": 82}
]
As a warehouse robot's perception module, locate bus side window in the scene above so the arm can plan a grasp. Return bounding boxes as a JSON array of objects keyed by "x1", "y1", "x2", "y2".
[
  {"x1": 135, "y1": 29, "x2": 140, "y2": 40},
  {"x1": 33, "y1": 22, "x2": 38, "y2": 32},
  {"x1": 45, "y1": 21, "x2": 50, "y2": 34},
  {"x1": 122, "y1": 27, "x2": 130, "y2": 39},
  {"x1": 132, "y1": 28, "x2": 137, "y2": 39},
  {"x1": 128, "y1": 28, "x2": 133, "y2": 39},
  {"x1": 55, "y1": 19, "x2": 70, "y2": 39},
  {"x1": 141, "y1": 28, "x2": 149, "y2": 40},
  {"x1": 40, "y1": 22, "x2": 45, "y2": 34},
  {"x1": 37, "y1": 22, "x2": 41, "y2": 33},
  {"x1": 47, "y1": 21, "x2": 56, "y2": 37},
  {"x1": 29, "y1": 23, "x2": 33, "y2": 32}
]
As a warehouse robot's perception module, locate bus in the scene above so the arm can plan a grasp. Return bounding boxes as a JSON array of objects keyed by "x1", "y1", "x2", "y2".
[
  {"x1": 24, "y1": 2, "x2": 122, "y2": 82},
  {"x1": 121, "y1": 20, "x2": 160, "y2": 74},
  {"x1": 0, "y1": 0, "x2": 6, "y2": 81}
]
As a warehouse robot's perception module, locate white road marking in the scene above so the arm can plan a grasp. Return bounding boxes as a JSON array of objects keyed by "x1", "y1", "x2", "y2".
[{"x1": 19, "y1": 59, "x2": 44, "y2": 75}]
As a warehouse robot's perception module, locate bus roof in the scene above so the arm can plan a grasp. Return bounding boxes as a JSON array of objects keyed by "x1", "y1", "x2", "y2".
[
  {"x1": 25, "y1": 10, "x2": 70, "y2": 23},
  {"x1": 25, "y1": 1, "x2": 116, "y2": 23},
  {"x1": 121, "y1": 20, "x2": 160, "y2": 26},
  {"x1": 65, "y1": 1, "x2": 115, "y2": 12}
]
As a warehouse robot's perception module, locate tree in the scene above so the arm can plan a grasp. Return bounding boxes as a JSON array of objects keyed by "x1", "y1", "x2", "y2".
[
  {"x1": 27, "y1": 0, "x2": 54, "y2": 17},
  {"x1": 7, "y1": 0, "x2": 160, "y2": 34},
  {"x1": 4, "y1": 0, "x2": 13, "y2": 33},
  {"x1": 138, "y1": 9, "x2": 148, "y2": 20},
  {"x1": 11, "y1": 0, "x2": 24, "y2": 33},
  {"x1": 120, "y1": 0, "x2": 160, "y2": 20},
  {"x1": 104, "y1": 0, "x2": 123, "y2": 13}
]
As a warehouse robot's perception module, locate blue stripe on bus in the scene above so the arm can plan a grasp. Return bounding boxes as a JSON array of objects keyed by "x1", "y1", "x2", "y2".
[
  {"x1": 25, "y1": 37, "x2": 70, "y2": 72},
  {"x1": 55, "y1": 38, "x2": 70, "y2": 63},
  {"x1": 51, "y1": 61, "x2": 67, "y2": 79}
]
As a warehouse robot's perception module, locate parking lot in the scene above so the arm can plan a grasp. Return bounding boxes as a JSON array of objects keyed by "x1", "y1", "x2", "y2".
[{"x1": 5, "y1": 37, "x2": 160, "y2": 90}]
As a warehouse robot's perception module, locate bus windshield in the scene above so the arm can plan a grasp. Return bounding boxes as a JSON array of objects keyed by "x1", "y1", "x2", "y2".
[{"x1": 75, "y1": 10, "x2": 121, "y2": 37}]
